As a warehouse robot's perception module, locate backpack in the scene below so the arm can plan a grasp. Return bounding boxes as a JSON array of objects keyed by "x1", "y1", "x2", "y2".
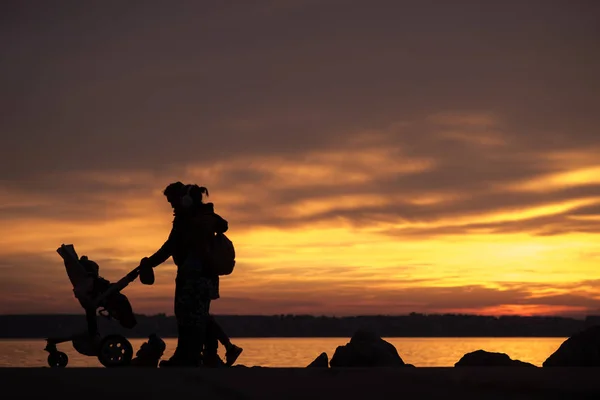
[{"x1": 208, "y1": 233, "x2": 236, "y2": 276}]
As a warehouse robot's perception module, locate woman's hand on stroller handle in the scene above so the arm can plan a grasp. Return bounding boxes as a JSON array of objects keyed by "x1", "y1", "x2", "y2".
[
  {"x1": 139, "y1": 257, "x2": 151, "y2": 268},
  {"x1": 122, "y1": 258, "x2": 155, "y2": 285}
]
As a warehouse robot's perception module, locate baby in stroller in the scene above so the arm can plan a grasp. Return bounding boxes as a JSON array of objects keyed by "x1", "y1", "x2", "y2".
[{"x1": 44, "y1": 244, "x2": 152, "y2": 368}]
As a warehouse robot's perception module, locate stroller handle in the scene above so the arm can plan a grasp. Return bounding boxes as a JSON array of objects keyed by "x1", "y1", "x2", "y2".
[{"x1": 91, "y1": 265, "x2": 141, "y2": 308}]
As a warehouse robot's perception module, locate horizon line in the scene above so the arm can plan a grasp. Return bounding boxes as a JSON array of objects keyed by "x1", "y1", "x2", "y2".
[{"x1": 1, "y1": 312, "x2": 598, "y2": 319}]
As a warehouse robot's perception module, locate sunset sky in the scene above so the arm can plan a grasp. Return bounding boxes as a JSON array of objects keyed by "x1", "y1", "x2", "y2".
[{"x1": 1, "y1": 0, "x2": 600, "y2": 317}]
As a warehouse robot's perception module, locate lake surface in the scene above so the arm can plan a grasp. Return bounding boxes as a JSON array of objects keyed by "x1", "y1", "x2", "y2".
[{"x1": 0, "y1": 337, "x2": 565, "y2": 368}]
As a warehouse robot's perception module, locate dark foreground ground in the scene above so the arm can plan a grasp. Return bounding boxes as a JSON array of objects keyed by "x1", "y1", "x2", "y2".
[{"x1": 1, "y1": 367, "x2": 600, "y2": 400}]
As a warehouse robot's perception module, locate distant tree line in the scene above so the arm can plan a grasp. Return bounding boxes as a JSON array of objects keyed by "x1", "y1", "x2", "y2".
[{"x1": 1, "y1": 313, "x2": 599, "y2": 338}]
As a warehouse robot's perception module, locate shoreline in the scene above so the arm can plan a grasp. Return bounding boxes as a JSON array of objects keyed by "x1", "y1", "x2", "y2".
[{"x1": 2, "y1": 367, "x2": 600, "y2": 399}]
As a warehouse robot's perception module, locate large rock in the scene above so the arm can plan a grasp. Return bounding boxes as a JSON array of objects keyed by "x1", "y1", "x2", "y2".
[
  {"x1": 130, "y1": 334, "x2": 166, "y2": 367},
  {"x1": 307, "y1": 352, "x2": 329, "y2": 368},
  {"x1": 455, "y1": 350, "x2": 536, "y2": 367},
  {"x1": 329, "y1": 330, "x2": 406, "y2": 367},
  {"x1": 543, "y1": 325, "x2": 600, "y2": 367}
]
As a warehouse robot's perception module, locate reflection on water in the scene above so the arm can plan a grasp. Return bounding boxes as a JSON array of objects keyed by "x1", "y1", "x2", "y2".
[{"x1": 0, "y1": 337, "x2": 565, "y2": 368}]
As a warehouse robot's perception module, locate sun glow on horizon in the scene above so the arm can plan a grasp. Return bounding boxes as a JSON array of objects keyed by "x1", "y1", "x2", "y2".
[{"x1": 2, "y1": 179, "x2": 600, "y2": 316}]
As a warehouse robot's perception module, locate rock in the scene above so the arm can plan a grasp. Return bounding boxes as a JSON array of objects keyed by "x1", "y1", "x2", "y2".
[
  {"x1": 329, "y1": 329, "x2": 405, "y2": 367},
  {"x1": 543, "y1": 325, "x2": 600, "y2": 367},
  {"x1": 130, "y1": 334, "x2": 166, "y2": 367},
  {"x1": 307, "y1": 352, "x2": 329, "y2": 368},
  {"x1": 455, "y1": 350, "x2": 536, "y2": 367}
]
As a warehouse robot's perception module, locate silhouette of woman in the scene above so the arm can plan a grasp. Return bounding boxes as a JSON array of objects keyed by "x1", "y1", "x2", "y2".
[{"x1": 140, "y1": 182, "x2": 227, "y2": 367}]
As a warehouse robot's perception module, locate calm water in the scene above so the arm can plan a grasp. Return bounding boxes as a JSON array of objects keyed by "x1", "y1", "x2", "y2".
[{"x1": 0, "y1": 337, "x2": 565, "y2": 368}]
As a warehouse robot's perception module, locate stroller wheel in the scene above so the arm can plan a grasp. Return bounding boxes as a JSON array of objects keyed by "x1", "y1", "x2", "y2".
[
  {"x1": 97, "y1": 334, "x2": 133, "y2": 368},
  {"x1": 48, "y1": 351, "x2": 69, "y2": 368}
]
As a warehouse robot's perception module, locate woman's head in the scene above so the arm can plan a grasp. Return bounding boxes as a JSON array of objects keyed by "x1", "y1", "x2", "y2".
[
  {"x1": 163, "y1": 181, "x2": 186, "y2": 208},
  {"x1": 162, "y1": 182, "x2": 209, "y2": 209}
]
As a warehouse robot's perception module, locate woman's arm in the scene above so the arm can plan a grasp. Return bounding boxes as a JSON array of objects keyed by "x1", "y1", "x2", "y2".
[{"x1": 142, "y1": 227, "x2": 175, "y2": 268}]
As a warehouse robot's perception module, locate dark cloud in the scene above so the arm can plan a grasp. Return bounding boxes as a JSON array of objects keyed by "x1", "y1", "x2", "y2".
[
  {"x1": 3, "y1": 119, "x2": 600, "y2": 237},
  {"x1": 7, "y1": 103, "x2": 600, "y2": 237},
  {"x1": 1, "y1": 0, "x2": 598, "y2": 180},
  {"x1": 379, "y1": 215, "x2": 600, "y2": 238}
]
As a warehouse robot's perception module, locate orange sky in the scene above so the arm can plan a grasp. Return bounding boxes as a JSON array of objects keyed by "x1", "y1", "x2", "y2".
[{"x1": 1, "y1": 1, "x2": 599, "y2": 316}]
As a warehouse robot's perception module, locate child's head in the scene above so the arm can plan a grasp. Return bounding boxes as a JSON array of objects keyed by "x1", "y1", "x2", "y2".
[{"x1": 79, "y1": 255, "x2": 100, "y2": 278}]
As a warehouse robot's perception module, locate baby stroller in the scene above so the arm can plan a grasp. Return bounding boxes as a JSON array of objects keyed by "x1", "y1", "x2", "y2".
[{"x1": 44, "y1": 244, "x2": 151, "y2": 368}]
